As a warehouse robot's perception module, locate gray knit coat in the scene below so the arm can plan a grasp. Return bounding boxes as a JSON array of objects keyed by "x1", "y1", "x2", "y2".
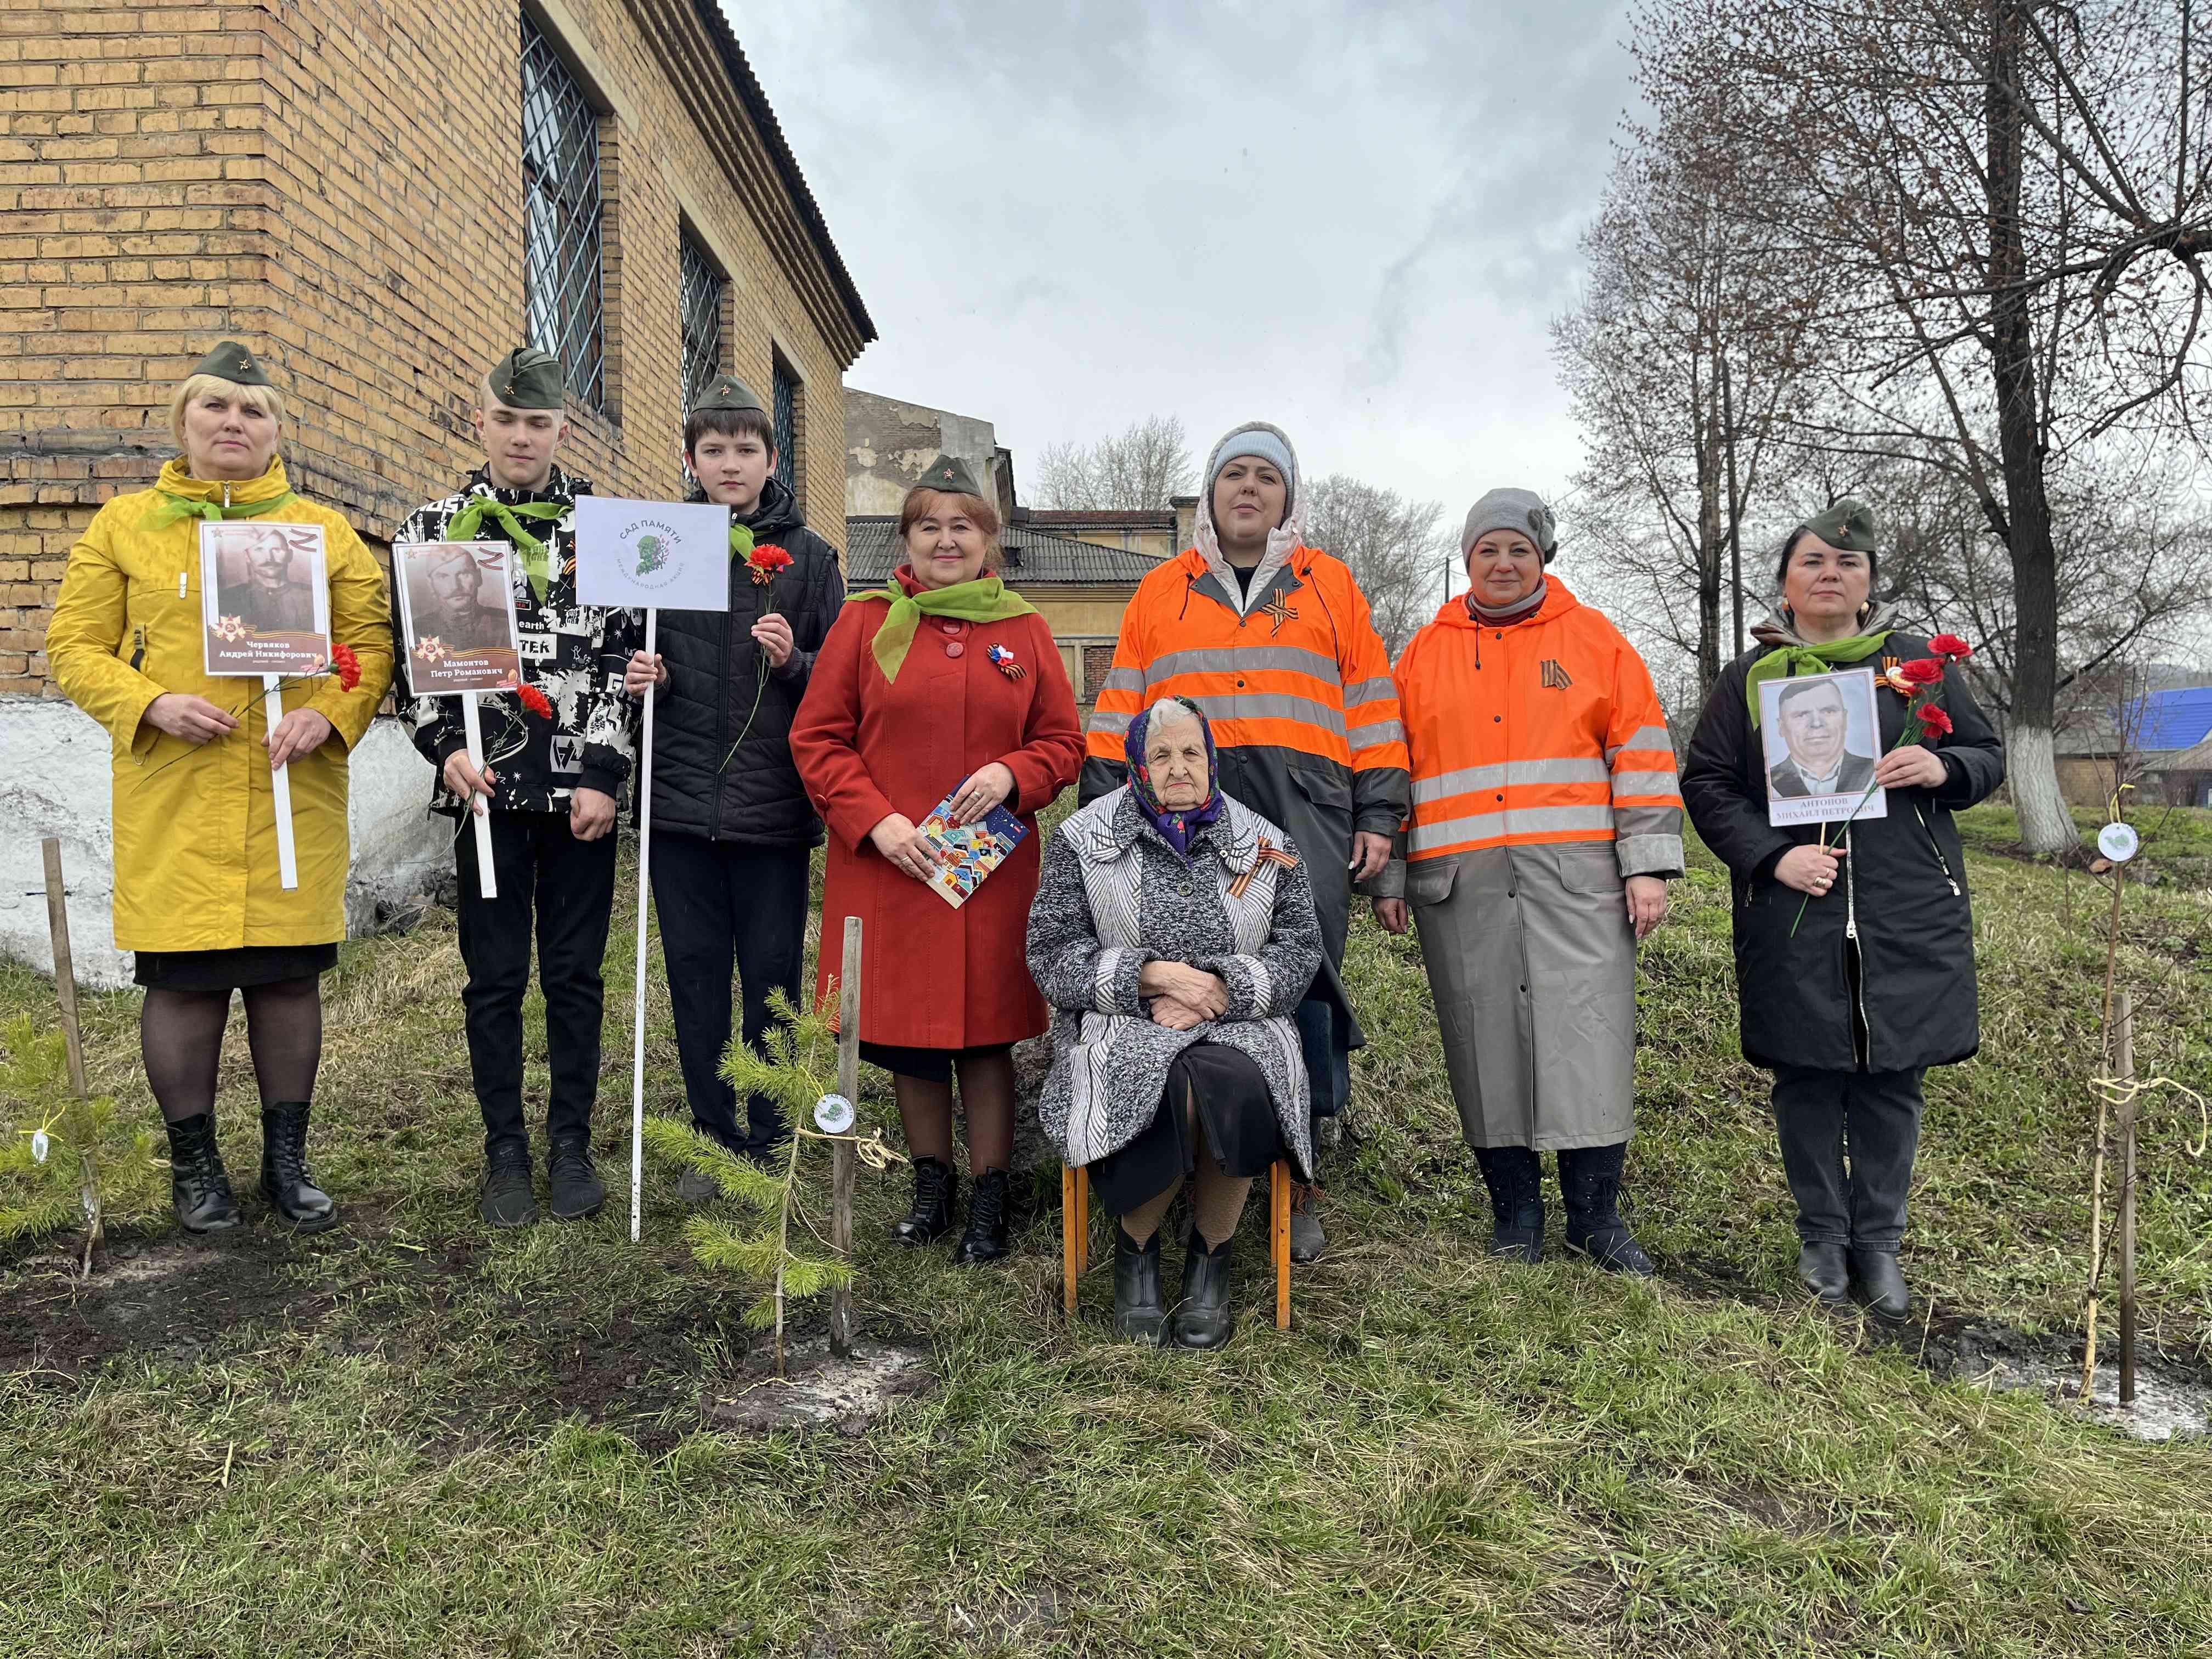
[{"x1": 1025, "y1": 786, "x2": 1324, "y2": 1179}]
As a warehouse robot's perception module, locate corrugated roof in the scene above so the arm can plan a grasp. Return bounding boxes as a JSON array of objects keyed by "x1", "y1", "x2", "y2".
[
  {"x1": 689, "y1": 0, "x2": 875, "y2": 343},
  {"x1": 845, "y1": 517, "x2": 1166, "y2": 585},
  {"x1": 2126, "y1": 687, "x2": 2212, "y2": 751},
  {"x1": 1020, "y1": 509, "x2": 1178, "y2": 529}
]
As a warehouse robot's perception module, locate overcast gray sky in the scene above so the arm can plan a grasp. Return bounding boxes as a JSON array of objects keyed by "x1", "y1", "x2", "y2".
[{"x1": 735, "y1": 0, "x2": 1638, "y2": 523}]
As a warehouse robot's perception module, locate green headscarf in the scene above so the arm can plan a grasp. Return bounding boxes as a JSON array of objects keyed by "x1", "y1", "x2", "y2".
[
  {"x1": 849, "y1": 573, "x2": 1036, "y2": 684},
  {"x1": 1745, "y1": 631, "x2": 1892, "y2": 724},
  {"x1": 443, "y1": 495, "x2": 569, "y2": 602}
]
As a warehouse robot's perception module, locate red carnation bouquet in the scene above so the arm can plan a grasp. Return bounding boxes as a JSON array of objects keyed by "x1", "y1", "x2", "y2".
[
  {"x1": 746, "y1": 544, "x2": 793, "y2": 586},
  {"x1": 1792, "y1": 633, "x2": 1973, "y2": 933}
]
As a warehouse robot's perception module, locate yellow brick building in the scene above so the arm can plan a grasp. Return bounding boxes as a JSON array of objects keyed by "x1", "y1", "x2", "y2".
[{"x1": 0, "y1": 0, "x2": 874, "y2": 692}]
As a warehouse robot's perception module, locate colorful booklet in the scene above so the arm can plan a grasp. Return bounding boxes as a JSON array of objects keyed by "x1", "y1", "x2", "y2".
[{"x1": 915, "y1": 791, "x2": 1028, "y2": 909}]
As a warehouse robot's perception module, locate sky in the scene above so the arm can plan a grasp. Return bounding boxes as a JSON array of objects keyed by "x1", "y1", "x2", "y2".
[{"x1": 732, "y1": 0, "x2": 1640, "y2": 526}]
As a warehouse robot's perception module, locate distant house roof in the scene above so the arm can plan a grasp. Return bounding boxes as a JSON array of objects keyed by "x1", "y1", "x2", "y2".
[
  {"x1": 845, "y1": 517, "x2": 1167, "y2": 586},
  {"x1": 2126, "y1": 687, "x2": 2212, "y2": 752},
  {"x1": 1018, "y1": 509, "x2": 1178, "y2": 532}
]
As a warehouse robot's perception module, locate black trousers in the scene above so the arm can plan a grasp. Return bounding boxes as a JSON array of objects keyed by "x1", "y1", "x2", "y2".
[
  {"x1": 1770, "y1": 1065, "x2": 1927, "y2": 1251},
  {"x1": 650, "y1": 833, "x2": 810, "y2": 1155},
  {"x1": 455, "y1": 809, "x2": 618, "y2": 1154}
]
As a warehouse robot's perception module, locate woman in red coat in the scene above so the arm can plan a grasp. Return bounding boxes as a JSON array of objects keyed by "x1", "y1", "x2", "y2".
[{"x1": 791, "y1": 455, "x2": 1083, "y2": 1265}]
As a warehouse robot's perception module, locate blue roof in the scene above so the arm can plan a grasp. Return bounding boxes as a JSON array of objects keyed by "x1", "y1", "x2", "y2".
[{"x1": 2128, "y1": 687, "x2": 2212, "y2": 751}]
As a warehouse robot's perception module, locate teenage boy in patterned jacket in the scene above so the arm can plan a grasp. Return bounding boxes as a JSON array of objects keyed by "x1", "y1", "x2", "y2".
[{"x1": 391, "y1": 346, "x2": 641, "y2": 1228}]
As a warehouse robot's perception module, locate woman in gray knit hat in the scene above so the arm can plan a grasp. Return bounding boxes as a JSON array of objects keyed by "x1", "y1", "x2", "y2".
[{"x1": 1370, "y1": 489, "x2": 1684, "y2": 1273}]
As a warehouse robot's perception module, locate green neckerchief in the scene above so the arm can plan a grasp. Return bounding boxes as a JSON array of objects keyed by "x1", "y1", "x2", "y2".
[
  {"x1": 849, "y1": 574, "x2": 1037, "y2": 684},
  {"x1": 144, "y1": 488, "x2": 299, "y2": 531},
  {"x1": 1745, "y1": 630, "x2": 1893, "y2": 724},
  {"x1": 444, "y1": 495, "x2": 569, "y2": 602},
  {"x1": 730, "y1": 521, "x2": 755, "y2": 559}
]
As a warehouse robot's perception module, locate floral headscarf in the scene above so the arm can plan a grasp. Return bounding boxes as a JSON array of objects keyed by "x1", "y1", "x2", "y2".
[{"x1": 1126, "y1": 696, "x2": 1226, "y2": 859}]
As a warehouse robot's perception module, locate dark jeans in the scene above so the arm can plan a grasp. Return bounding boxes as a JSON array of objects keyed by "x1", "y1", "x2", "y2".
[
  {"x1": 1770, "y1": 1065, "x2": 1928, "y2": 1251},
  {"x1": 650, "y1": 833, "x2": 809, "y2": 1155},
  {"x1": 1295, "y1": 995, "x2": 1351, "y2": 1121},
  {"x1": 455, "y1": 809, "x2": 618, "y2": 1155}
]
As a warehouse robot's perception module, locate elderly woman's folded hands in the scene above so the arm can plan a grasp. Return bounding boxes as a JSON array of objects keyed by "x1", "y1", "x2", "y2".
[{"x1": 1139, "y1": 960, "x2": 1228, "y2": 1029}]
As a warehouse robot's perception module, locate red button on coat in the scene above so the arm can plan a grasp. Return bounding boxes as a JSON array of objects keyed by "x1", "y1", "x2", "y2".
[
  {"x1": 945, "y1": 641, "x2": 965, "y2": 658},
  {"x1": 940, "y1": 620, "x2": 961, "y2": 635}
]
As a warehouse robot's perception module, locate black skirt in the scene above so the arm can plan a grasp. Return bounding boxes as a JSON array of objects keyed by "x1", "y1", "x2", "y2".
[
  {"x1": 133, "y1": 944, "x2": 337, "y2": 993},
  {"x1": 1090, "y1": 1041, "x2": 1285, "y2": 1216},
  {"x1": 858, "y1": 1040, "x2": 1012, "y2": 1086}
]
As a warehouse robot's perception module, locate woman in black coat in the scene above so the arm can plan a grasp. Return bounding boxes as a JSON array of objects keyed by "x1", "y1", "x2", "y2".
[{"x1": 1681, "y1": 499, "x2": 2004, "y2": 1322}]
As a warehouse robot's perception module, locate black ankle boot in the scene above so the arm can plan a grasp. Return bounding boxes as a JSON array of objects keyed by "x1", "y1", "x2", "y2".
[
  {"x1": 1850, "y1": 1247, "x2": 1911, "y2": 1323},
  {"x1": 259, "y1": 1102, "x2": 337, "y2": 1232},
  {"x1": 892, "y1": 1155, "x2": 957, "y2": 1247},
  {"x1": 955, "y1": 1167, "x2": 1011, "y2": 1265},
  {"x1": 1797, "y1": 1242, "x2": 1850, "y2": 1306},
  {"x1": 1171, "y1": 1232, "x2": 1235, "y2": 1350},
  {"x1": 1113, "y1": 1226, "x2": 1166, "y2": 1343},
  {"x1": 165, "y1": 1112, "x2": 239, "y2": 1233},
  {"x1": 1558, "y1": 1143, "x2": 1654, "y2": 1276},
  {"x1": 1473, "y1": 1146, "x2": 1545, "y2": 1263},
  {"x1": 547, "y1": 1133, "x2": 605, "y2": 1222}
]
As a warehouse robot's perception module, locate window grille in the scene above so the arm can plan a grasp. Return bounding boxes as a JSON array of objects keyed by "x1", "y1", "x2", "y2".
[
  {"x1": 520, "y1": 18, "x2": 606, "y2": 411},
  {"x1": 772, "y1": 355, "x2": 798, "y2": 492},
  {"x1": 679, "y1": 233, "x2": 724, "y2": 410}
]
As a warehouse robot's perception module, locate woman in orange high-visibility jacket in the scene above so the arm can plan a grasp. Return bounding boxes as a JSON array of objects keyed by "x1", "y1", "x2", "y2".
[
  {"x1": 1370, "y1": 489, "x2": 1681, "y2": 1275},
  {"x1": 1080, "y1": 422, "x2": 1410, "y2": 1263}
]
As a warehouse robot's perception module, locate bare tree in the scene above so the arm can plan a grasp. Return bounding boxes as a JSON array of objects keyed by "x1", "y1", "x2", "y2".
[
  {"x1": 1555, "y1": 72, "x2": 1825, "y2": 696},
  {"x1": 1302, "y1": 473, "x2": 1455, "y2": 656},
  {"x1": 1030, "y1": 415, "x2": 1196, "y2": 511},
  {"x1": 1637, "y1": 0, "x2": 2212, "y2": 852}
]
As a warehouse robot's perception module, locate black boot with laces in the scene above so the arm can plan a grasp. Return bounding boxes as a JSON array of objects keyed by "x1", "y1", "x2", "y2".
[
  {"x1": 892, "y1": 1155, "x2": 957, "y2": 1247},
  {"x1": 259, "y1": 1102, "x2": 337, "y2": 1233},
  {"x1": 955, "y1": 1167, "x2": 1011, "y2": 1265},
  {"x1": 165, "y1": 1111, "x2": 240, "y2": 1233}
]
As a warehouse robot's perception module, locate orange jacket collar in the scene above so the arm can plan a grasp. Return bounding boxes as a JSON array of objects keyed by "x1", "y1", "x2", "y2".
[{"x1": 1431, "y1": 575, "x2": 1581, "y2": 631}]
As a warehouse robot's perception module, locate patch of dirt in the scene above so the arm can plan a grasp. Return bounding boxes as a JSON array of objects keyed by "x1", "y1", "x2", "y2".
[{"x1": 701, "y1": 1332, "x2": 938, "y2": 1437}]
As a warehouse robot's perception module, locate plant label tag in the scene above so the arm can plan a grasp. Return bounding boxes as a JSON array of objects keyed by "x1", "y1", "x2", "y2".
[
  {"x1": 814, "y1": 1094, "x2": 855, "y2": 1135},
  {"x1": 2098, "y1": 822, "x2": 2140, "y2": 862},
  {"x1": 30, "y1": 1128, "x2": 48, "y2": 1163}
]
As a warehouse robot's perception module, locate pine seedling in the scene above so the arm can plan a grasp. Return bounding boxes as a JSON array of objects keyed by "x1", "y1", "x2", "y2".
[
  {"x1": 646, "y1": 990, "x2": 859, "y2": 1375},
  {"x1": 0, "y1": 1015, "x2": 162, "y2": 1274}
]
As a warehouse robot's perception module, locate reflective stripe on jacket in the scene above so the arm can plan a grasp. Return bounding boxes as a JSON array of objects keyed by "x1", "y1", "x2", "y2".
[
  {"x1": 1385, "y1": 578, "x2": 1684, "y2": 881},
  {"x1": 1083, "y1": 544, "x2": 1409, "y2": 797}
]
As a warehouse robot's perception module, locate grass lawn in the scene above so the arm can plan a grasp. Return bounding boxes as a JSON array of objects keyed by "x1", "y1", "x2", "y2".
[{"x1": 3, "y1": 803, "x2": 2210, "y2": 1656}]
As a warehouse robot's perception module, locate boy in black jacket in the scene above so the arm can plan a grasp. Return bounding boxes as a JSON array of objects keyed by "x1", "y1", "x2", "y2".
[
  {"x1": 393, "y1": 347, "x2": 641, "y2": 1228},
  {"x1": 625, "y1": 374, "x2": 845, "y2": 1181}
]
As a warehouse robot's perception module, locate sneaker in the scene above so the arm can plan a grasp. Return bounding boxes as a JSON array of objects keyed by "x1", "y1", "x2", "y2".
[
  {"x1": 547, "y1": 1135, "x2": 606, "y2": 1222},
  {"x1": 480, "y1": 1139, "x2": 538, "y2": 1228}
]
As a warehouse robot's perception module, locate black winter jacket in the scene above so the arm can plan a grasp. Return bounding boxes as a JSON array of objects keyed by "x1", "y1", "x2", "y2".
[
  {"x1": 1680, "y1": 633, "x2": 2005, "y2": 1074},
  {"x1": 647, "y1": 477, "x2": 845, "y2": 847}
]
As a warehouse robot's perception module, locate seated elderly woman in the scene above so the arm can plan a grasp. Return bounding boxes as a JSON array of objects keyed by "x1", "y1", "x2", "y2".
[{"x1": 1027, "y1": 696, "x2": 1323, "y2": 1348}]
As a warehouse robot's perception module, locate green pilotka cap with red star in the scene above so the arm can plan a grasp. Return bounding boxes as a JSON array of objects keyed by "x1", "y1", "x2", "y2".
[
  {"x1": 190, "y1": 339, "x2": 271, "y2": 386},
  {"x1": 486, "y1": 346, "x2": 567, "y2": 410},
  {"x1": 692, "y1": 372, "x2": 765, "y2": 413},
  {"x1": 1800, "y1": 498, "x2": 1880, "y2": 553},
  {"x1": 915, "y1": 454, "x2": 983, "y2": 495}
]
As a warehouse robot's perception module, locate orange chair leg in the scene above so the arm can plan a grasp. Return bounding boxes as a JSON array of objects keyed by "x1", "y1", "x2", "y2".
[
  {"x1": 1075, "y1": 1164, "x2": 1090, "y2": 1277},
  {"x1": 1061, "y1": 1165, "x2": 1079, "y2": 1316},
  {"x1": 1271, "y1": 1159, "x2": 1291, "y2": 1329}
]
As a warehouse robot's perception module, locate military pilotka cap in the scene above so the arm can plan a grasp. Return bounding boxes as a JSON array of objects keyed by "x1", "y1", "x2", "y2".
[
  {"x1": 1800, "y1": 498, "x2": 1880, "y2": 553},
  {"x1": 692, "y1": 372, "x2": 765, "y2": 413},
  {"x1": 190, "y1": 339, "x2": 271, "y2": 386},
  {"x1": 486, "y1": 346, "x2": 567, "y2": 410},
  {"x1": 915, "y1": 454, "x2": 983, "y2": 495}
]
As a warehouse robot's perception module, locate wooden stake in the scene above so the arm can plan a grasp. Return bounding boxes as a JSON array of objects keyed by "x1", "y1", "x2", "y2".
[
  {"x1": 2117, "y1": 991, "x2": 2138, "y2": 1407},
  {"x1": 831, "y1": 916, "x2": 861, "y2": 1361},
  {"x1": 40, "y1": 839, "x2": 100, "y2": 1274}
]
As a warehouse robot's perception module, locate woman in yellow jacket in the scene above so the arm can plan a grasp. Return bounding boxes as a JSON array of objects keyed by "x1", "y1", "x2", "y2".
[{"x1": 46, "y1": 341, "x2": 393, "y2": 1235}]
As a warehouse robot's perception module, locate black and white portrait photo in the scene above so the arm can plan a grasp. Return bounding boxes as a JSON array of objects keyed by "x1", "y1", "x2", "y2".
[{"x1": 1759, "y1": 668, "x2": 1889, "y2": 827}]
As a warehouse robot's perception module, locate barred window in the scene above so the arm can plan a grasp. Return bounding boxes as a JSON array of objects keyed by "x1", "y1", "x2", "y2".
[
  {"x1": 772, "y1": 353, "x2": 799, "y2": 493},
  {"x1": 520, "y1": 18, "x2": 606, "y2": 411},
  {"x1": 679, "y1": 232, "x2": 725, "y2": 410}
]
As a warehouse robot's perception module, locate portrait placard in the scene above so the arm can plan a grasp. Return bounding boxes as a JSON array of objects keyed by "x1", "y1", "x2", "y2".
[
  {"x1": 1760, "y1": 667, "x2": 1888, "y2": 827},
  {"x1": 200, "y1": 520, "x2": 330, "y2": 677},
  {"x1": 570, "y1": 495, "x2": 729, "y2": 612},
  {"x1": 394, "y1": 540, "x2": 524, "y2": 695}
]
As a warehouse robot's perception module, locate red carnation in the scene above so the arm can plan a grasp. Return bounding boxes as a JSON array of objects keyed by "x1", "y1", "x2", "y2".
[
  {"x1": 516, "y1": 683, "x2": 553, "y2": 719},
  {"x1": 747, "y1": 544, "x2": 794, "y2": 585},
  {"x1": 329, "y1": 642, "x2": 362, "y2": 692},
  {"x1": 1928, "y1": 633, "x2": 1973, "y2": 662},
  {"x1": 1897, "y1": 657, "x2": 1945, "y2": 686},
  {"x1": 1916, "y1": 704, "x2": 1954, "y2": 737}
]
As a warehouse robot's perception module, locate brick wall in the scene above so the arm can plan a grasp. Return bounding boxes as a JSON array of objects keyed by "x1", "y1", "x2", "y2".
[{"x1": 0, "y1": 0, "x2": 868, "y2": 692}]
